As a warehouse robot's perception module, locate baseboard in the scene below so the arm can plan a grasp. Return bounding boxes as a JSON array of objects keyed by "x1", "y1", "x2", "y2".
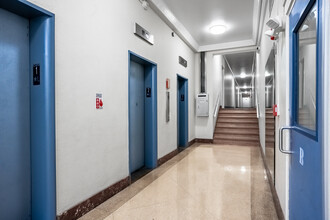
[
  {"x1": 258, "y1": 143, "x2": 285, "y2": 220},
  {"x1": 58, "y1": 140, "x2": 199, "y2": 219},
  {"x1": 195, "y1": 138, "x2": 213, "y2": 144},
  {"x1": 188, "y1": 139, "x2": 196, "y2": 146},
  {"x1": 56, "y1": 176, "x2": 130, "y2": 220},
  {"x1": 157, "y1": 149, "x2": 179, "y2": 166}
]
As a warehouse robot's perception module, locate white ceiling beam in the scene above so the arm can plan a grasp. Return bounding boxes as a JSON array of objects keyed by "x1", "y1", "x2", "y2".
[
  {"x1": 149, "y1": 0, "x2": 199, "y2": 52},
  {"x1": 199, "y1": 39, "x2": 256, "y2": 52}
]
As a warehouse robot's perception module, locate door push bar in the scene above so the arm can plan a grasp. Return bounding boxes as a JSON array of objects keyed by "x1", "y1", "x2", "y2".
[{"x1": 279, "y1": 126, "x2": 295, "y2": 154}]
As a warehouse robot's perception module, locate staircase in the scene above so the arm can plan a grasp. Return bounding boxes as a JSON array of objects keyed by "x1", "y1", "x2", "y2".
[
  {"x1": 266, "y1": 108, "x2": 275, "y2": 148},
  {"x1": 213, "y1": 108, "x2": 260, "y2": 146}
]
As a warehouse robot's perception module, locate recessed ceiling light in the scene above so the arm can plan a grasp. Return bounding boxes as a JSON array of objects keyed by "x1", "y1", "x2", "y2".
[
  {"x1": 209, "y1": 25, "x2": 227, "y2": 35},
  {"x1": 240, "y1": 72, "x2": 247, "y2": 78}
]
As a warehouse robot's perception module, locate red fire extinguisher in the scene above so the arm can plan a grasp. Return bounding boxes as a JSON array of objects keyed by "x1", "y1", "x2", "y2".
[{"x1": 273, "y1": 104, "x2": 278, "y2": 117}]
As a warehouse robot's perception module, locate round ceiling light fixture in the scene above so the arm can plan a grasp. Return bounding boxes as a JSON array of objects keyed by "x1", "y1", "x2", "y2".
[{"x1": 209, "y1": 25, "x2": 227, "y2": 35}]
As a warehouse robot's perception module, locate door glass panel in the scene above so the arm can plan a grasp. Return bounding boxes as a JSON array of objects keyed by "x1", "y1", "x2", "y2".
[{"x1": 297, "y1": 3, "x2": 317, "y2": 130}]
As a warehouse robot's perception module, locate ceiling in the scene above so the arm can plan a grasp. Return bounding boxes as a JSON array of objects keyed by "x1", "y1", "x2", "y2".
[
  {"x1": 163, "y1": 0, "x2": 254, "y2": 46},
  {"x1": 149, "y1": 0, "x2": 262, "y2": 52},
  {"x1": 224, "y1": 52, "x2": 255, "y2": 88}
]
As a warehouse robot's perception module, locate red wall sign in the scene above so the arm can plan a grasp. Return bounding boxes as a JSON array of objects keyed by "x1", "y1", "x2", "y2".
[
  {"x1": 166, "y1": 78, "x2": 170, "y2": 89},
  {"x1": 96, "y1": 93, "x2": 103, "y2": 109}
]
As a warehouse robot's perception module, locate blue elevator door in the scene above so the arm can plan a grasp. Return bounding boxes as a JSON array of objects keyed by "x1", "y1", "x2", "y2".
[
  {"x1": 177, "y1": 77, "x2": 188, "y2": 148},
  {"x1": 129, "y1": 61, "x2": 145, "y2": 172},
  {"x1": 0, "y1": 9, "x2": 31, "y2": 220}
]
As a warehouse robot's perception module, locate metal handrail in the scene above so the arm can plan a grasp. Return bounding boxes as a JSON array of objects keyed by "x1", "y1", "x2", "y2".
[
  {"x1": 255, "y1": 89, "x2": 260, "y2": 118},
  {"x1": 213, "y1": 94, "x2": 220, "y2": 118}
]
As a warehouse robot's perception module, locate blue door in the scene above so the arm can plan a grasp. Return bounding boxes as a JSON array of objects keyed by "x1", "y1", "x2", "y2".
[
  {"x1": 129, "y1": 61, "x2": 145, "y2": 172},
  {"x1": 0, "y1": 9, "x2": 31, "y2": 219},
  {"x1": 287, "y1": 0, "x2": 323, "y2": 219},
  {"x1": 177, "y1": 75, "x2": 188, "y2": 148}
]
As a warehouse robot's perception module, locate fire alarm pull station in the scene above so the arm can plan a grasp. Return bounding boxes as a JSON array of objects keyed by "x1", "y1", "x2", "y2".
[
  {"x1": 273, "y1": 104, "x2": 278, "y2": 116},
  {"x1": 166, "y1": 78, "x2": 170, "y2": 89}
]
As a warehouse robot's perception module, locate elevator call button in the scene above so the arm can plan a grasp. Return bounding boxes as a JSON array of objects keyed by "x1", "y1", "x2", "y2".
[
  {"x1": 146, "y1": 88, "x2": 151, "y2": 97},
  {"x1": 33, "y1": 64, "x2": 40, "y2": 86}
]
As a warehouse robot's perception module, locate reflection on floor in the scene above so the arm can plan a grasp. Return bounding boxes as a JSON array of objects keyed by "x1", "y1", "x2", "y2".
[
  {"x1": 266, "y1": 146, "x2": 275, "y2": 181},
  {"x1": 80, "y1": 144, "x2": 279, "y2": 220}
]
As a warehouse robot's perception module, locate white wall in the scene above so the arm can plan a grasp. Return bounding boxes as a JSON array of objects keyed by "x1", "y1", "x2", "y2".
[
  {"x1": 256, "y1": 1, "x2": 274, "y2": 153},
  {"x1": 212, "y1": 55, "x2": 223, "y2": 129},
  {"x1": 28, "y1": 0, "x2": 196, "y2": 215},
  {"x1": 195, "y1": 53, "x2": 223, "y2": 139},
  {"x1": 256, "y1": 0, "x2": 291, "y2": 218}
]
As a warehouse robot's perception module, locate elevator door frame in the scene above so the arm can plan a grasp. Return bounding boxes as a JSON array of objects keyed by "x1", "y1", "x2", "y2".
[
  {"x1": 128, "y1": 51, "x2": 158, "y2": 173},
  {"x1": 0, "y1": 1, "x2": 56, "y2": 219}
]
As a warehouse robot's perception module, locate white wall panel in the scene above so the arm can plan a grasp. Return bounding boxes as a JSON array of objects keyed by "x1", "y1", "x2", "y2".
[{"x1": 28, "y1": 0, "x2": 196, "y2": 214}]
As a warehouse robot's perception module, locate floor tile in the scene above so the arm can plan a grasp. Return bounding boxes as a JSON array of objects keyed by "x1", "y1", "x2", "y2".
[{"x1": 80, "y1": 144, "x2": 279, "y2": 220}]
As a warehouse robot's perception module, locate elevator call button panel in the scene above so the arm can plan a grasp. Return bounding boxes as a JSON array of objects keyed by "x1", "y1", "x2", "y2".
[
  {"x1": 33, "y1": 64, "x2": 40, "y2": 86},
  {"x1": 146, "y1": 88, "x2": 151, "y2": 97}
]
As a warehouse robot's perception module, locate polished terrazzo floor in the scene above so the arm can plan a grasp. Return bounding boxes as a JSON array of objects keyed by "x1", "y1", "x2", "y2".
[{"x1": 80, "y1": 144, "x2": 279, "y2": 220}]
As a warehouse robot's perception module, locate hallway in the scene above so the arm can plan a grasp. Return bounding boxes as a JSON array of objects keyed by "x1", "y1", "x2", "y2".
[
  {"x1": 80, "y1": 144, "x2": 278, "y2": 220},
  {"x1": 1, "y1": 0, "x2": 329, "y2": 219}
]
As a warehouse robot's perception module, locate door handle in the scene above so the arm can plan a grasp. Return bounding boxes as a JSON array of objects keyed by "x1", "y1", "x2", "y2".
[{"x1": 279, "y1": 126, "x2": 294, "y2": 154}]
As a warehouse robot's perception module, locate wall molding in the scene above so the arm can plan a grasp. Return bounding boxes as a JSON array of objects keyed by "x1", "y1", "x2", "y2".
[
  {"x1": 195, "y1": 138, "x2": 213, "y2": 144},
  {"x1": 158, "y1": 139, "x2": 198, "y2": 166},
  {"x1": 158, "y1": 149, "x2": 179, "y2": 166},
  {"x1": 57, "y1": 138, "x2": 215, "y2": 219},
  {"x1": 188, "y1": 139, "x2": 196, "y2": 146},
  {"x1": 57, "y1": 177, "x2": 130, "y2": 220},
  {"x1": 258, "y1": 143, "x2": 285, "y2": 220}
]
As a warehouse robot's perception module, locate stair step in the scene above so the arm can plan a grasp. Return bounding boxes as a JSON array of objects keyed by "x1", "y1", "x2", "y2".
[
  {"x1": 213, "y1": 139, "x2": 259, "y2": 147},
  {"x1": 266, "y1": 130, "x2": 274, "y2": 136},
  {"x1": 266, "y1": 136, "x2": 275, "y2": 142},
  {"x1": 218, "y1": 118, "x2": 258, "y2": 124},
  {"x1": 220, "y1": 109, "x2": 256, "y2": 114},
  {"x1": 266, "y1": 121, "x2": 275, "y2": 125},
  {"x1": 266, "y1": 142, "x2": 275, "y2": 148},
  {"x1": 266, "y1": 108, "x2": 273, "y2": 113},
  {"x1": 219, "y1": 114, "x2": 257, "y2": 119},
  {"x1": 216, "y1": 123, "x2": 259, "y2": 129},
  {"x1": 214, "y1": 109, "x2": 259, "y2": 147},
  {"x1": 214, "y1": 134, "x2": 259, "y2": 141},
  {"x1": 214, "y1": 128, "x2": 259, "y2": 135}
]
